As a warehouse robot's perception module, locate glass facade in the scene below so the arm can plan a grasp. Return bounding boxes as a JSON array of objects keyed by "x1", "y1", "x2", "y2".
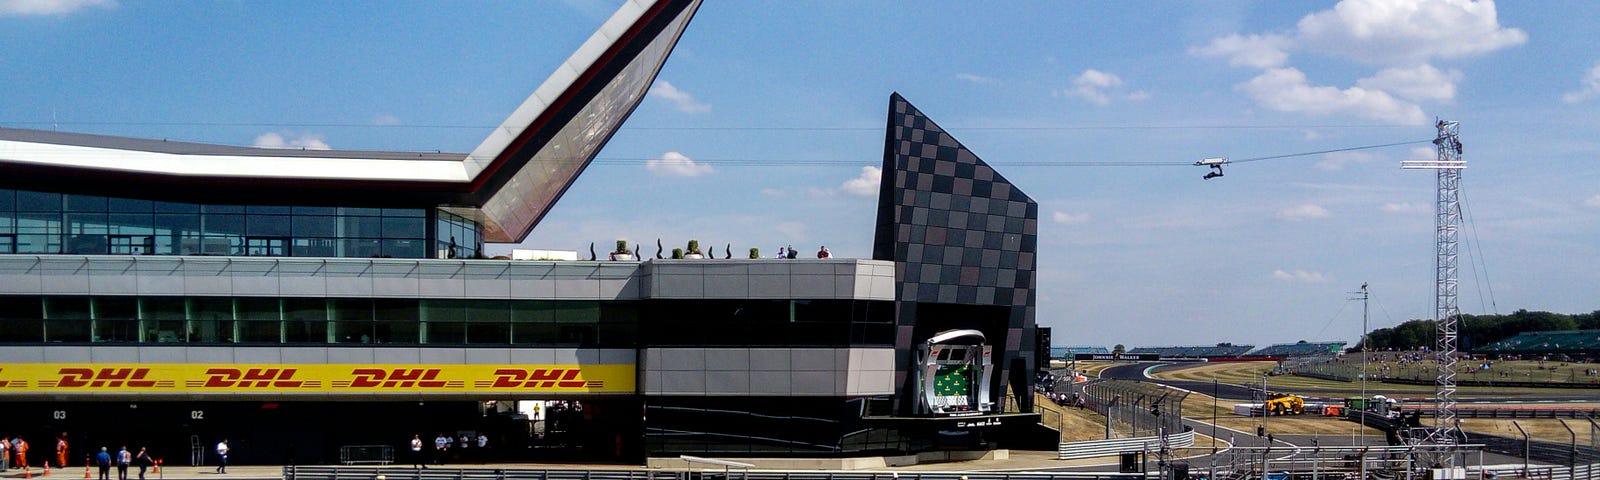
[
  {"x1": 0, "y1": 296, "x2": 634, "y2": 345},
  {"x1": 0, "y1": 188, "x2": 482, "y2": 258},
  {"x1": 0, "y1": 296, "x2": 894, "y2": 347},
  {"x1": 435, "y1": 209, "x2": 481, "y2": 259}
]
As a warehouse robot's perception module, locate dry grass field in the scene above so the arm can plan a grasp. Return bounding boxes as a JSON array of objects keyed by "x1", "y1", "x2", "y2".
[
  {"x1": 1459, "y1": 418, "x2": 1598, "y2": 447},
  {"x1": 1143, "y1": 361, "x2": 1600, "y2": 445},
  {"x1": 1179, "y1": 390, "x2": 1387, "y2": 438},
  {"x1": 1151, "y1": 361, "x2": 1596, "y2": 398},
  {"x1": 1035, "y1": 392, "x2": 1112, "y2": 442}
]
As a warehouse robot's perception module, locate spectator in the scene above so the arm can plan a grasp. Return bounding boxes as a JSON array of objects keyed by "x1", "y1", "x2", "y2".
[
  {"x1": 433, "y1": 433, "x2": 449, "y2": 465},
  {"x1": 94, "y1": 447, "x2": 110, "y2": 480},
  {"x1": 116, "y1": 446, "x2": 130, "y2": 480},
  {"x1": 816, "y1": 246, "x2": 831, "y2": 258}
]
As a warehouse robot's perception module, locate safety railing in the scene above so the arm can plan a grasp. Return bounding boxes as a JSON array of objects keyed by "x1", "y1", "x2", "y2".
[
  {"x1": 285, "y1": 467, "x2": 1162, "y2": 480},
  {"x1": 1057, "y1": 429, "x2": 1195, "y2": 460}
]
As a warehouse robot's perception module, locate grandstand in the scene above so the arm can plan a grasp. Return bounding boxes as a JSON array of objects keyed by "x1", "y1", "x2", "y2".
[
  {"x1": 1473, "y1": 329, "x2": 1600, "y2": 356},
  {"x1": 1247, "y1": 341, "x2": 1346, "y2": 357},
  {"x1": 1054, "y1": 346, "x2": 1111, "y2": 358},
  {"x1": 1067, "y1": 345, "x2": 1111, "y2": 355},
  {"x1": 1128, "y1": 344, "x2": 1254, "y2": 358}
]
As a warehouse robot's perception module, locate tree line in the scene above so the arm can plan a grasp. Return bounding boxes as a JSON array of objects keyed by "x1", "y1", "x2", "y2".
[{"x1": 1358, "y1": 309, "x2": 1600, "y2": 351}]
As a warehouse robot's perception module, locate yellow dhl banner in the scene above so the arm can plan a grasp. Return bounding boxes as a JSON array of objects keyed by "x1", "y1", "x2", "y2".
[{"x1": 0, "y1": 364, "x2": 634, "y2": 394}]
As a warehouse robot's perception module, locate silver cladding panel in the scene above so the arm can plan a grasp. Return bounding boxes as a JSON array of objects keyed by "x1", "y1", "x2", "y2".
[
  {"x1": 0, "y1": 256, "x2": 895, "y2": 301},
  {"x1": 642, "y1": 347, "x2": 895, "y2": 397}
]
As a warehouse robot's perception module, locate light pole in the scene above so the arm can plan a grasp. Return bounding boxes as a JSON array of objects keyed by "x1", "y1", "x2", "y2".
[{"x1": 1357, "y1": 283, "x2": 1370, "y2": 447}]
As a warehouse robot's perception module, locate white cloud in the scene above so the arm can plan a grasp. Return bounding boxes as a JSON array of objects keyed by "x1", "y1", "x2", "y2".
[
  {"x1": 371, "y1": 114, "x2": 401, "y2": 126},
  {"x1": 0, "y1": 0, "x2": 114, "y2": 16},
  {"x1": 1585, "y1": 195, "x2": 1600, "y2": 209},
  {"x1": 839, "y1": 166, "x2": 881, "y2": 196},
  {"x1": 644, "y1": 151, "x2": 713, "y2": 177},
  {"x1": 1065, "y1": 69, "x2": 1146, "y2": 105},
  {"x1": 647, "y1": 80, "x2": 710, "y2": 113},
  {"x1": 1238, "y1": 67, "x2": 1427, "y2": 124},
  {"x1": 955, "y1": 73, "x2": 998, "y2": 85},
  {"x1": 1272, "y1": 269, "x2": 1328, "y2": 283},
  {"x1": 1562, "y1": 63, "x2": 1600, "y2": 104},
  {"x1": 253, "y1": 132, "x2": 330, "y2": 150},
  {"x1": 1356, "y1": 64, "x2": 1462, "y2": 102},
  {"x1": 1295, "y1": 0, "x2": 1527, "y2": 65},
  {"x1": 1314, "y1": 151, "x2": 1378, "y2": 171},
  {"x1": 1277, "y1": 203, "x2": 1330, "y2": 220},
  {"x1": 1381, "y1": 202, "x2": 1430, "y2": 214},
  {"x1": 1190, "y1": 33, "x2": 1293, "y2": 69},
  {"x1": 1194, "y1": 1, "x2": 1522, "y2": 122},
  {"x1": 1052, "y1": 211, "x2": 1090, "y2": 225}
]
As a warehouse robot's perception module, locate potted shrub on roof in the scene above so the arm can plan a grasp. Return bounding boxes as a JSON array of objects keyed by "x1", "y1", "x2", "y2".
[
  {"x1": 683, "y1": 239, "x2": 704, "y2": 259},
  {"x1": 609, "y1": 239, "x2": 634, "y2": 261}
]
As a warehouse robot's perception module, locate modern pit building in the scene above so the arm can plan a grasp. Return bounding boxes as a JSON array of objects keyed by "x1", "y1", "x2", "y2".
[{"x1": 0, "y1": 0, "x2": 1051, "y2": 465}]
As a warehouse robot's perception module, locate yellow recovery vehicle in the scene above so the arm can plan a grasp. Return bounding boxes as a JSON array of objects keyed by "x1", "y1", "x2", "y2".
[{"x1": 1263, "y1": 394, "x2": 1305, "y2": 415}]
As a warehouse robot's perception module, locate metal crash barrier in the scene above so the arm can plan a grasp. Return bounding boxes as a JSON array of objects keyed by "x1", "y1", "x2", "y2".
[{"x1": 338, "y1": 445, "x2": 394, "y2": 465}]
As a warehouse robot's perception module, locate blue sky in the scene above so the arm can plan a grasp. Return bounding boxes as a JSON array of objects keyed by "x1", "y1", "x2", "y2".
[{"x1": 3, "y1": 0, "x2": 1597, "y2": 348}]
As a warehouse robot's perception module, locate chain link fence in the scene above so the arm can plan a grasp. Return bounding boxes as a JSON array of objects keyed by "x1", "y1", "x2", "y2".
[{"x1": 1080, "y1": 379, "x2": 1189, "y2": 439}]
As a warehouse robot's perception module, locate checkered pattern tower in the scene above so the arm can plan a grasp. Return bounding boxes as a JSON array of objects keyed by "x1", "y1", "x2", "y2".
[{"x1": 873, "y1": 93, "x2": 1039, "y2": 415}]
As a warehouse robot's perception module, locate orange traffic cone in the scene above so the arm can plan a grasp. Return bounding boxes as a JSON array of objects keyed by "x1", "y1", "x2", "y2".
[
  {"x1": 152, "y1": 460, "x2": 160, "y2": 474},
  {"x1": 25, "y1": 466, "x2": 32, "y2": 479},
  {"x1": 83, "y1": 461, "x2": 91, "y2": 479},
  {"x1": 43, "y1": 463, "x2": 50, "y2": 476}
]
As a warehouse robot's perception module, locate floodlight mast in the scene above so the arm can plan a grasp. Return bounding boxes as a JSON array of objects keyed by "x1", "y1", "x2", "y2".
[{"x1": 1401, "y1": 119, "x2": 1465, "y2": 457}]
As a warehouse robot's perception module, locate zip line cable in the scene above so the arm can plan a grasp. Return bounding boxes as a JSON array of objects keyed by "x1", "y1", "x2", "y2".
[
  {"x1": 1313, "y1": 298, "x2": 1354, "y2": 340},
  {"x1": 1227, "y1": 140, "x2": 1432, "y2": 164},
  {"x1": 0, "y1": 120, "x2": 1422, "y2": 131},
  {"x1": 1458, "y1": 181, "x2": 1499, "y2": 315}
]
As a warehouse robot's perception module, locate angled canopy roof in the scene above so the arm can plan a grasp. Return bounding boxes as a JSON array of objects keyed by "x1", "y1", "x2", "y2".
[{"x1": 0, "y1": 0, "x2": 703, "y2": 243}]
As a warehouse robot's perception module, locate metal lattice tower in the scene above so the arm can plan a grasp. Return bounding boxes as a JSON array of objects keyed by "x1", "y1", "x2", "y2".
[{"x1": 1402, "y1": 120, "x2": 1464, "y2": 451}]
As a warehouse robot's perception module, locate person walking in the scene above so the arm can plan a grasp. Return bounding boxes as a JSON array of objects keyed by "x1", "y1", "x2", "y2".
[
  {"x1": 55, "y1": 434, "x2": 69, "y2": 469},
  {"x1": 133, "y1": 448, "x2": 150, "y2": 480},
  {"x1": 115, "y1": 446, "x2": 130, "y2": 480},
  {"x1": 408, "y1": 435, "x2": 425, "y2": 469},
  {"x1": 213, "y1": 439, "x2": 228, "y2": 474},
  {"x1": 93, "y1": 447, "x2": 110, "y2": 480}
]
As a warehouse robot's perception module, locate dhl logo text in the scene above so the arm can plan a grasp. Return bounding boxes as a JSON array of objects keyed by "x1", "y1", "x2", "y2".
[
  {"x1": 491, "y1": 368, "x2": 588, "y2": 388},
  {"x1": 203, "y1": 368, "x2": 303, "y2": 388},
  {"x1": 348, "y1": 368, "x2": 446, "y2": 388},
  {"x1": 55, "y1": 368, "x2": 156, "y2": 388}
]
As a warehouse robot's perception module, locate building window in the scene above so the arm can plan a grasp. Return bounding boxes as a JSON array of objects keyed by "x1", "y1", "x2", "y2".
[{"x1": 0, "y1": 189, "x2": 463, "y2": 259}]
